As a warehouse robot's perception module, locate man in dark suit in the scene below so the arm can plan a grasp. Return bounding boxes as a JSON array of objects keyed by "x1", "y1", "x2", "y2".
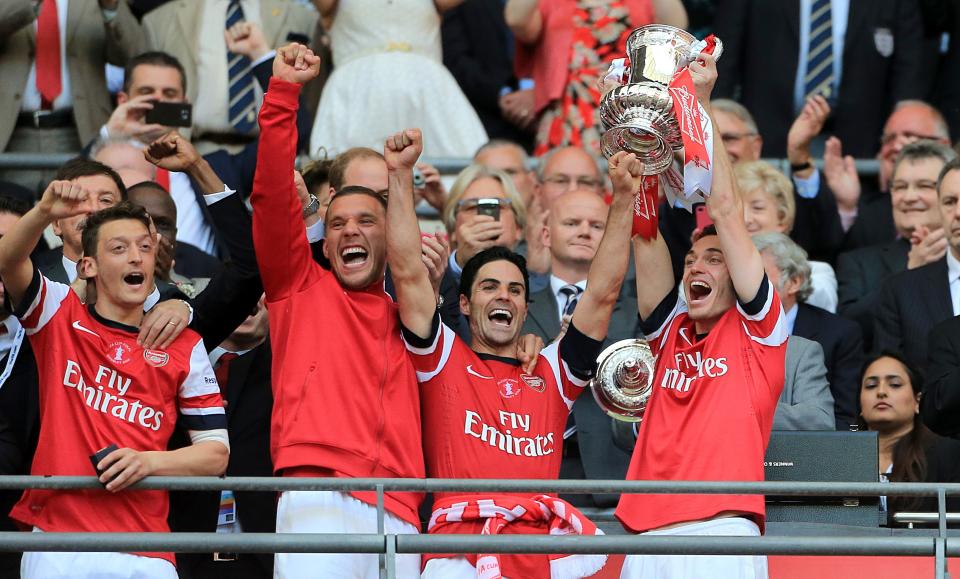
[
  {"x1": 520, "y1": 190, "x2": 639, "y2": 508},
  {"x1": 921, "y1": 315, "x2": 960, "y2": 436},
  {"x1": 714, "y1": 0, "x2": 925, "y2": 159},
  {"x1": 822, "y1": 101, "x2": 951, "y2": 252},
  {"x1": 875, "y1": 156, "x2": 960, "y2": 370},
  {"x1": 755, "y1": 232, "x2": 864, "y2": 429},
  {"x1": 837, "y1": 140, "x2": 955, "y2": 349},
  {"x1": 442, "y1": 0, "x2": 533, "y2": 149},
  {"x1": 169, "y1": 297, "x2": 275, "y2": 579}
]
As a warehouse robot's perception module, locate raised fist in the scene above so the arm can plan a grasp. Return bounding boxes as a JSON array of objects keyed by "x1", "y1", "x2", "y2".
[
  {"x1": 224, "y1": 21, "x2": 269, "y2": 61},
  {"x1": 688, "y1": 53, "x2": 718, "y2": 107},
  {"x1": 272, "y1": 43, "x2": 321, "y2": 85},
  {"x1": 38, "y1": 180, "x2": 92, "y2": 221},
  {"x1": 384, "y1": 129, "x2": 423, "y2": 172},
  {"x1": 144, "y1": 132, "x2": 202, "y2": 172},
  {"x1": 608, "y1": 151, "x2": 644, "y2": 199}
]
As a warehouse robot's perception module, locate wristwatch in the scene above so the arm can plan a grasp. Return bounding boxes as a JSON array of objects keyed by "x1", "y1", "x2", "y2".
[
  {"x1": 790, "y1": 160, "x2": 813, "y2": 173},
  {"x1": 302, "y1": 194, "x2": 320, "y2": 218}
]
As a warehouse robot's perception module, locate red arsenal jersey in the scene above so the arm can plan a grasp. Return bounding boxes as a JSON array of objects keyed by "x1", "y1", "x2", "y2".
[
  {"x1": 402, "y1": 316, "x2": 603, "y2": 502},
  {"x1": 615, "y1": 276, "x2": 787, "y2": 533},
  {"x1": 10, "y1": 272, "x2": 226, "y2": 564}
]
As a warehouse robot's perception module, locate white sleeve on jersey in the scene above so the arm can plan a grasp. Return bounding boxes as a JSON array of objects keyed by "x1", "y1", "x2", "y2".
[
  {"x1": 178, "y1": 338, "x2": 228, "y2": 431},
  {"x1": 643, "y1": 291, "x2": 688, "y2": 356},
  {"x1": 539, "y1": 342, "x2": 588, "y2": 412},
  {"x1": 401, "y1": 313, "x2": 457, "y2": 383},
  {"x1": 736, "y1": 279, "x2": 789, "y2": 348},
  {"x1": 16, "y1": 271, "x2": 72, "y2": 336}
]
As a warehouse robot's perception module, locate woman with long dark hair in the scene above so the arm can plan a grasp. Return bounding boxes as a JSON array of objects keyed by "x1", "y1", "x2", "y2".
[{"x1": 857, "y1": 352, "x2": 960, "y2": 523}]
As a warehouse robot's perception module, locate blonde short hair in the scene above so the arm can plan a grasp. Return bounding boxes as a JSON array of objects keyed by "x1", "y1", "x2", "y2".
[
  {"x1": 442, "y1": 164, "x2": 527, "y2": 233},
  {"x1": 735, "y1": 160, "x2": 796, "y2": 233}
]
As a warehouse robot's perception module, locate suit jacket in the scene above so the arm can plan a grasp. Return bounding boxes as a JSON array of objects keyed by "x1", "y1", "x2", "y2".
[
  {"x1": 836, "y1": 238, "x2": 910, "y2": 350},
  {"x1": 0, "y1": 0, "x2": 142, "y2": 151},
  {"x1": 520, "y1": 280, "x2": 640, "y2": 507},
  {"x1": 875, "y1": 257, "x2": 954, "y2": 371},
  {"x1": 773, "y1": 336, "x2": 836, "y2": 430},
  {"x1": 142, "y1": 0, "x2": 318, "y2": 131},
  {"x1": 921, "y1": 315, "x2": 960, "y2": 437},
  {"x1": 843, "y1": 188, "x2": 898, "y2": 252},
  {"x1": 441, "y1": 0, "x2": 533, "y2": 148},
  {"x1": 174, "y1": 241, "x2": 223, "y2": 280},
  {"x1": 714, "y1": 0, "x2": 924, "y2": 158},
  {"x1": 169, "y1": 341, "x2": 275, "y2": 579},
  {"x1": 794, "y1": 303, "x2": 865, "y2": 430}
]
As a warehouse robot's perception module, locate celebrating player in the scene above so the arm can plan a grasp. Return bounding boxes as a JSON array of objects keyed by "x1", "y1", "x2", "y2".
[
  {"x1": 0, "y1": 185, "x2": 229, "y2": 579},
  {"x1": 385, "y1": 127, "x2": 638, "y2": 578},
  {"x1": 614, "y1": 55, "x2": 788, "y2": 578}
]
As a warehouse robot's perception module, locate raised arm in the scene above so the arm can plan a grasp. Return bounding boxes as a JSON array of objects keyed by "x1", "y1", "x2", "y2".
[
  {"x1": 633, "y1": 209, "x2": 675, "y2": 320},
  {"x1": 572, "y1": 152, "x2": 641, "y2": 340},
  {"x1": 693, "y1": 54, "x2": 765, "y2": 302},
  {"x1": 385, "y1": 130, "x2": 436, "y2": 339},
  {"x1": 0, "y1": 182, "x2": 91, "y2": 306},
  {"x1": 250, "y1": 44, "x2": 322, "y2": 302},
  {"x1": 504, "y1": 0, "x2": 542, "y2": 44}
]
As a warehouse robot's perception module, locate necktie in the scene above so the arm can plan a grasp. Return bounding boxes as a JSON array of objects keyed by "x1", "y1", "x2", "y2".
[
  {"x1": 558, "y1": 284, "x2": 583, "y2": 319},
  {"x1": 36, "y1": 0, "x2": 62, "y2": 109},
  {"x1": 226, "y1": 0, "x2": 256, "y2": 133},
  {"x1": 215, "y1": 352, "x2": 239, "y2": 396},
  {"x1": 804, "y1": 0, "x2": 834, "y2": 101}
]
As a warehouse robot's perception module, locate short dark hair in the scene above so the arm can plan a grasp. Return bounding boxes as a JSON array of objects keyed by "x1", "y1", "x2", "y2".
[
  {"x1": 0, "y1": 195, "x2": 31, "y2": 218},
  {"x1": 55, "y1": 158, "x2": 127, "y2": 200},
  {"x1": 937, "y1": 157, "x2": 960, "y2": 196},
  {"x1": 459, "y1": 246, "x2": 530, "y2": 303},
  {"x1": 122, "y1": 51, "x2": 187, "y2": 95},
  {"x1": 328, "y1": 185, "x2": 387, "y2": 211},
  {"x1": 302, "y1": 158, "x2": 334, "y2": 195},
  {"x1": 328, "y1": 148, "x2": 385, "y2": 192},
  {"x1": 81, "y1": 202, "x2": 152, "y2": 258},
  {"x1": 127, "y1": 180, "x2": 169, "y2": 197}
]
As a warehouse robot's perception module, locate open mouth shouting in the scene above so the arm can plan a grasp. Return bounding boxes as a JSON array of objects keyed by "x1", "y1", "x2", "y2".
[
  {"x1": 687, "y1": 279, "x2": 713, "y2": 304},
  {"x1": 487, "y1": 307, "x2": 514, "y2": 328},
  {"x1": 122, "y1": 270, "x2": 146, "y2": 290},
  {"x1": 340, "y1": 245, "x2": 369, "y2": 269}
]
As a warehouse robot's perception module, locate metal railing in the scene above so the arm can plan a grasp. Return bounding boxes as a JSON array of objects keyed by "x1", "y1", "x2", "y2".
[
  {"x1": 0, "y1": 152, "x2": 882, "y2": 178},
  {"x1": 0, "y1": 476, "x2": 956, "y2": 579}
]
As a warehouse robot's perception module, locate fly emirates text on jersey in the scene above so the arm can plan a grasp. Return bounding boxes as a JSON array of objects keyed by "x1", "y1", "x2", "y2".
[
  {"x1": 660, "y1": 352, "x2": 729, "y2": 393},
  {"x1": 463, "y1": 410, "x2": 556, "y2": 457},
  {"x1": 62, "y1": 360, "x2": 165, "y2": 431}
]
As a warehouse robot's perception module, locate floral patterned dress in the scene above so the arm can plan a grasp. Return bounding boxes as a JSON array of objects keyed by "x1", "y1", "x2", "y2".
[{"x1": 534, "y1": 0, "x2": 633, "y2": 156}]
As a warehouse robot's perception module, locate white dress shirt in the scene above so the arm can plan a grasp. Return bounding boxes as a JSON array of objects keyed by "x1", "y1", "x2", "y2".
[
  {"x1": 22, "y1": 0, "x2": 73, "y2": 112},
  {"x1": 169, "y1": 170, "x2": 218, "y2": 255},
  {"x1": 549, "y1": 275, "x2": 587, "y2": 322}
]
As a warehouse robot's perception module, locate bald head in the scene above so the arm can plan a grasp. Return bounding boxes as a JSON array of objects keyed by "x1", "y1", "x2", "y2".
[
  {"x1": 474, "y1": 141, "x2": 536, "y2": 206},
  {"x1": 538, "y1": 147, "x2": 604, "y2": 208},
  {"x1": 93, "y1": 141, "x2": 157, "y2": 184},
  {"x1": 128, "y1": 182, "x2": 177, "y2": 243},
  {"x1": 544, "y1": 190, "x2": 609, "y2": 278},
  {"x1": 880, "y1": 101, "x2": 951, "y2": 188}
]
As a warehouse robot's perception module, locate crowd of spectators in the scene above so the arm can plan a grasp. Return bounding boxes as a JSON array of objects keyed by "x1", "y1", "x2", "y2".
[{"x1": 2, "y1": 0, "x2": 960, "y2": 577}]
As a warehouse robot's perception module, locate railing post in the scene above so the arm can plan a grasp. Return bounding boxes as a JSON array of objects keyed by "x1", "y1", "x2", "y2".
[
  {"x1": 938, "y1": 488, "x2": 950, "y2": 579},
  {"x1": 385, "y1": 534, "x2": 397, "y2": 579},
  {"x1": 377, "y1": 483, "x2": 386, "y2": 578}
]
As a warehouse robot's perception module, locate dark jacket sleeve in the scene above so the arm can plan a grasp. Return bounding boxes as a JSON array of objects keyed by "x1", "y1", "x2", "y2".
[
  {"x1": 790, "y1": 178, "x2": 845, "y2": 264},
  {"x1": 188, "y1": 192, "x2": 264, "y2": 352},
  {"x1": 922, "y1": 319, "x2": 960, "y2": 437},
  {"x1": 873, "y1": 276, "x2": 904, "y2": 356},
  {"x1": 441, "y1": 2, "x2": 508, "y2": 114},
  {"x1": 836, "y1": 249, "x2": 880, "y2": 349},
  {"x1": 712, "y1": 0, "x2": 749, "y2": 98},
  {"x1": 890, "y1": 0, "x2": 927, "y2": 103},
  {"x1": 830, "y1": 320, "x2": 866, "y2": 430}
]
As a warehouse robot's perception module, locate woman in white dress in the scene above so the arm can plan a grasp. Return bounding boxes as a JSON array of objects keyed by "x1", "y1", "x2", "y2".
[
  {"x1": 310, "y1": 0, "x2": 488, "y2": 159},
  {"x1": 735, "y1": 160, "x2": 838, "y2": 312}
]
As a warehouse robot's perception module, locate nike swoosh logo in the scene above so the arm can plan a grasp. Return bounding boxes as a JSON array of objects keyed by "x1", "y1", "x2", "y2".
[
  {"x1": 72, "y1": 320, "x2": 99, "y2": 337},
  {"x1": 678, "y1": 327, "x2": 692, "y2": 345},
  {"x1": 466, "y1": 365, "x2": 493, "y2": 380}
]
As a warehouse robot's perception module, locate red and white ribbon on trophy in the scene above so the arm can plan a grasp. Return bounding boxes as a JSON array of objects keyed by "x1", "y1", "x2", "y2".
[{"x1": 602, "y1": 35, "x2": 720, "y2": 239}]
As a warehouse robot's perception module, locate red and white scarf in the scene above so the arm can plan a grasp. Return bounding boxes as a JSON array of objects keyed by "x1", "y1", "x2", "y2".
[
  {"x1": 429, "y1": 494, "x2": 606, "y2": 579},
  {"x1": 601, "y1": 35, "x2": 720, "y2": 239}
]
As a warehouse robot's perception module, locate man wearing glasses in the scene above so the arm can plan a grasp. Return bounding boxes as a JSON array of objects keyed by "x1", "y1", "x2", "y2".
[{"x1": 536, "y1": 146, "x2": 606, "y2": 208}]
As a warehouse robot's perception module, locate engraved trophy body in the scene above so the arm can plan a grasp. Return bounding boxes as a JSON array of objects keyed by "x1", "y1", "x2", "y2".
[
  {"x1": 599, "y1": 25, "x2": 722, "y2": 173},
  {"x1": 590, "y1": 339, "x2": 656, "y2": 423}
]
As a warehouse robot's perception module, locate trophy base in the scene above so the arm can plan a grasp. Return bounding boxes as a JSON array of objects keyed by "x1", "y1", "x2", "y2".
[{"x1": 600, "y1": 118, "x2": 675, "y2": 174}]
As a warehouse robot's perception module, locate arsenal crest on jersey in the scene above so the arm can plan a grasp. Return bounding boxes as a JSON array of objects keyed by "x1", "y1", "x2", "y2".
[
  {"x1": 143, "y1": 349, "x2": 169, "y2": 368},
  {"x1": 498, "y1": 378, "x2": 521, "y2": 399},
  {"x1": 520, "y1": 373, "x2": 545, "y2": 393},
  {"x1": 106, "y1": 341, "x2": 133, "y2": 365}
]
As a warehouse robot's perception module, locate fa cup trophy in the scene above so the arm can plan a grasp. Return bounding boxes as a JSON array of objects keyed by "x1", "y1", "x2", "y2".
[
  {"x1": 598, "y1": 25, "x2": 723, "y2": 175},
  {"x1": 590, "y1": 339, "x2": 655, "y2": 423}
]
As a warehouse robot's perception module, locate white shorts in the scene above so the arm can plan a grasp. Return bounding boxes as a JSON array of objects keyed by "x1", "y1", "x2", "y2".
[
  {"x1": 620, "y1": 517, "x2": 767, "y2": 579},
  {"x1": 22, "y1": 528, "x2": 177, "y2": 579},
  {"x1": 421, "y1": 556, "x2": 518, "y2": 579},
  {"x1": 274, "y1": 490, "x2": 421, "y2": 579}
]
